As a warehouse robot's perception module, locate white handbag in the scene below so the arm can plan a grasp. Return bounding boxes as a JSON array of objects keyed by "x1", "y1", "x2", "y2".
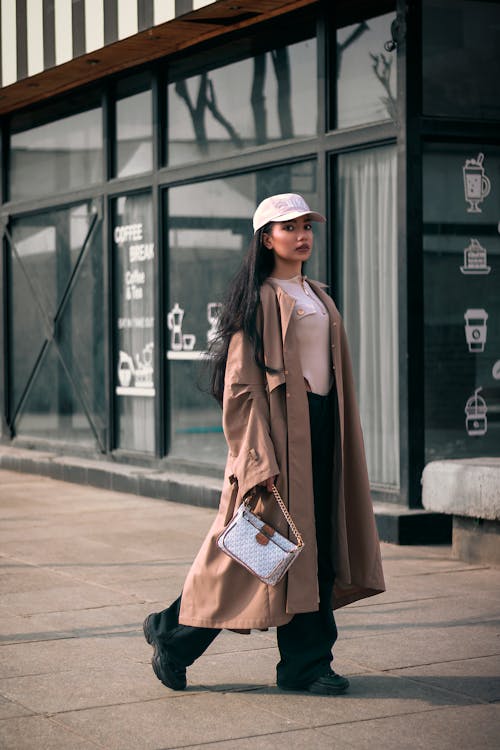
[{"x1": 216, "y1": 485, "x2": 304, "y2": 586}]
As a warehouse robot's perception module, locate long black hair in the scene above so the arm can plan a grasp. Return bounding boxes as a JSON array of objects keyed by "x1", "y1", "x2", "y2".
[{"x1": 209, "y1": 223, "x2": 275, "y2": 404}]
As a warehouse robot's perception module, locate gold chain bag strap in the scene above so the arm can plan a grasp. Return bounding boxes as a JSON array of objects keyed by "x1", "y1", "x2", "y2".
[{"x1": 216, "y1": 484, "x2": 304, "y2": 586}]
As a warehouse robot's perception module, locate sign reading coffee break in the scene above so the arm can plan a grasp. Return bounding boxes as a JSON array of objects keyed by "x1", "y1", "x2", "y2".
[{"x1": 114, "y1": 195, "x2": 155, "y2": 398}]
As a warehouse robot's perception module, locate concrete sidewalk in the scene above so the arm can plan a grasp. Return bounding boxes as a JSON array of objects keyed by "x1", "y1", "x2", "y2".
[{"x1": 0, "y1": 469, "x2": 498, "y2": 750}]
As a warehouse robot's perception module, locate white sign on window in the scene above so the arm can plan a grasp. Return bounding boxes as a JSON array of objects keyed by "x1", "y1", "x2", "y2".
[
  {"x1": 464, "y1": 308, "x2": 488, "y2": 353},
  {"x1": 167, "y1": 303, "x2": 197, "y2": 352},
  {"x1": 463, "y1": 153, "x2": 491, "y2": 213},
  {"x1": 116, "y1": 343, "x2": 155, "y2": 397},
  {"x1": 460, "y1": 239, "x2": 491, "y2": 275},
  {"x1": 464, "y1": 387, "x2": 488, "y2": 437}
]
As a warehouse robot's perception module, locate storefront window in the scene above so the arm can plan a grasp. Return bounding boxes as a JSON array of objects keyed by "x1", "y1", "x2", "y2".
[
  {"x1": 336, "y1": 10, "x2": 397, "y2": 129},
  {"x1": 167, "y1": 36, "x2": 316, "y2": 166},
  {"x1": 336, "y1": 144, "x2": 399, "y2": 487},
  {"x1": 113, "y1": 192, "x2": 155, "y2": 453},
  {"x1": 423, "y1": 144, "x2": 500, "y2": 461},
  {"x1": 167, "y1": 160, "x2": 323, "y2": 465},
  {"x1": 115, "y1": 75, "x2": 153, "y2": 178},
  {"x1": 8, "y1": 202, "x2": 104, "y2": 445},
  {"x1": 10, "y1": 107, "x2": 103, "y2": 201},
  {"x1": 423, "y1": 0, "x2": 500, "y2": 120}
]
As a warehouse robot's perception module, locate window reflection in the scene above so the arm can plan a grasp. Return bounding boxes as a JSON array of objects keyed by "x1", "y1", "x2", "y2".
[
  {"x1": 116, "y1": 89, "x2": 153, "y2": 177},
  {"x1": 336, "y1": 12, "x2": 397, "y2": 129},
  {"x1": 10, "y1": 108, "x2": 103, "y2": 200},
  {"x1": 423, "y1": 0, "x2": 500, "y2": 120},
  {"x1": 167, "y1": 161, "x2": 323, "y2": 464},
  {"x1": 9, "y1": 203, "x2": 104, "y2": 446},
  {"x1": 168, "y1": 38, "x2": 316, "y2": 166}
]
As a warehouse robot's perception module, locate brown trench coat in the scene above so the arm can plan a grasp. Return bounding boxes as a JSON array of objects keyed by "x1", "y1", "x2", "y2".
[{"x1": 179, "y1": 278, "x2": 385, "y2": 630}]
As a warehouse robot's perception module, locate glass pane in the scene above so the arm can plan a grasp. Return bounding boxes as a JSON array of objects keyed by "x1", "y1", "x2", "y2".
[
  {"x1": 423, "y1": 0, "x2": 500, "y2": 120},
  {"x1": 167, "y1": 160, "x2": 323, "y2": 465},
  {"x1": 336, "y1": 11, "x2": 397, "y2": 129},
  {"x1": 336, "y1": 145, "x2": 399, "y2": 487},
  {"x1": 10, "y1": 202, "x2": 104, "y2": 445},
  {"x1": 59, "y1": 208, "x2": 106, "y2": 428},
  {"x1": 10, "y1": 108, "x2": 102, "y2": 201},
  {"x1": 15, "y1": 341, "x2": 96, "y2": 444},
  {"x1": 168, "y1": 37, "x2": 316, "y2": 166},
  {"x1": 423, "y1": 145, "x2": 500, "y2": 461},
  {"x1": 116, "y1": 89, "x2": 153, "y2": 177},
  {"x1": 113, "y1": 192, "x2": 155, "y2": 453},
  {"x1": 9, "y1": 249, "x2": 47, "y2": 412}
]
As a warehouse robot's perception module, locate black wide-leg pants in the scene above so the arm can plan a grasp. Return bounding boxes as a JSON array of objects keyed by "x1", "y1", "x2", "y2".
[{"x1": 147, "y1": 390, "x2": 337, "y2": 688}]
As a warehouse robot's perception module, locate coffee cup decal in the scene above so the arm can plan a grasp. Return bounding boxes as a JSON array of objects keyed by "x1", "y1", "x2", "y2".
[
  {"x1": 464, "y1": 308, "x2": 488, "y2": 353},
  {"x1": 464, "y1": 387, "x2": 487, "y2": 437},
  {"x1": 463, "y1": 153, "x2": 491, "y2": 213},
  {"x1": 182, "y1": 334, "x2": 196, "y2": 351}
]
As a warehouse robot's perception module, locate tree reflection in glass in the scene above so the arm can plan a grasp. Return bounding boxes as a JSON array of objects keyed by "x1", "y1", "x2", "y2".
[
  {"x1": 168, "y1": 39, "x2": 316, "y2": 165},
  {"x1": 336, "y1": 12, "x2": 397, "y2": 129}
]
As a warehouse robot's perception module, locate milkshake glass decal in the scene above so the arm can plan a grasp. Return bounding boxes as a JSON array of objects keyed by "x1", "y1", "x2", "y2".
[
  {"x1": 464, "y1": 308, "x2": 488, "y2": 353},
  {"x1": 460, "y1": 238, "x2": 491, "y2": 275},
  {"x1": 464, "y1": 387, "x2": 487, "y2": 436},
  {"x1": 134, "y1": 342, "x2": 154, "y2": 388},
  {"x1": 463, "y1": 153, "x2": 491, "y2": 213}
]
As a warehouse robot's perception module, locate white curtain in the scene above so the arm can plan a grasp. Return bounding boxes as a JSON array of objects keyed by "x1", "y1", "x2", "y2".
[{"x1": 337, "y1": 144, "x2": 399, "y2": 488}]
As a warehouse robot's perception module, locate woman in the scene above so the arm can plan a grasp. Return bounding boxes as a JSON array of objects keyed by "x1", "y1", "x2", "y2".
[{"x1": 143, "y1": 193, "x2": 385, "y2": 695}]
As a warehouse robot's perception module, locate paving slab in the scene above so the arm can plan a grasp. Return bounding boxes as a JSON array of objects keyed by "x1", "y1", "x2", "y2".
[
  {"x1": 0, "y1": 564, "x2": 76, "y2": 595},
  {"x1": 36, "y1": 558, "x2": 192, "y2": 586},
  {"x1": 244, "y1": 671, "x2": 474, "y2": 725},
  {"x1": 0, "y1": 601, "x2": 156, "y2": 645},
  {"x1": 196, "y1": 627, "x2": 276, "y2": 655},
  {"x1": 364, "y1": 567, "x2": 500, "y2": 606},
  {"x1": 0, "y1": 581, "x2": 139, "y2": 617},
  {"x1": 334, "y1": 622, "x2": 499, "y2": 671},
  {"x1": 0, "y1": 633, "x2": 146, "y2": 679},
  {"x1": 188, "y1": 646, "x2": 281, "y2": 691},
  {"x1": 126, "y1": 574, "x2": 190, "y2": 603},
  {"x1": 174, "y1": 727, "x2": 337, "y2": 750},
  {"x1": 54, "y1": 692, "x2": 305, "y2": 750},
  {"x1": 79, "y1": 529, "x2": 207, "y2": 559},
  {"x1": 0, "y1": 660, "x2": 191, "y2": 714},
  {"x1": 392, "y1": 655, "x2": 500, "y2": 703},
  {"x1": 0, "y1": 715, "x2": 100, "y2": 750},
  {"x1": 335, "y1": 593, "x2": 500, "y2": 641},
  {"x1": 315, "y1": 703, "x2": 500, "y2": 750},
  {"x1": 0, "y1": 694, "x2": 33, "y2": 720}
]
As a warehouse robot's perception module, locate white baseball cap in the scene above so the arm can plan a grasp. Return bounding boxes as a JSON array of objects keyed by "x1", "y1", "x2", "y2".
[{"x1": 253, "y1": 193, "x2": 326, "y2": 233}]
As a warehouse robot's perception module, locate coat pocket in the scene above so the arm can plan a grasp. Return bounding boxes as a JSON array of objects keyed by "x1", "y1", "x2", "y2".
[{"x1": 266, "y1": 370, "x2": 286, "y2": 393}]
